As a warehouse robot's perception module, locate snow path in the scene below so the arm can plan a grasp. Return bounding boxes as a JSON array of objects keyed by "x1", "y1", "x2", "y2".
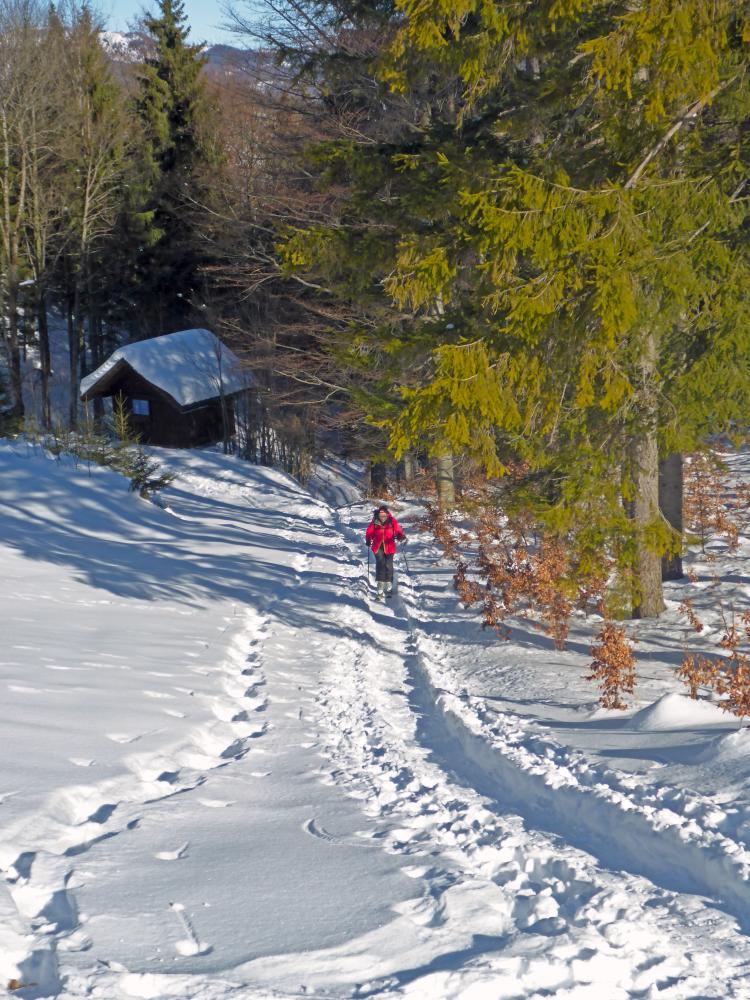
[
  {"x1": 382, "y1": 495, "x2": 750, "y2": 935},
  {"x1": 2, "y1": 445, "x2": 750, "y2": 997},
  {"x1": 0, "y1": 447, "x2": 418, "y2": 998},
  {"x1": 293, "y1": 505, "x2": 750, "y2": 997},
  {"x1": 404, "y1": 448, "x2": 750, "y2": 911}
]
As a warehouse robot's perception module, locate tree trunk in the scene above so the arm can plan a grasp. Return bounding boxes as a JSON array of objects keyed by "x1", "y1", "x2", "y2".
[
  {"x1": 88, "y1": 310, "x2": 103, "y2": 424},
  {"x1": 220, "y1": 391, "x2": 230, "y2": 455},
  {"x1": 67, "y1": 288, "x2": 79, "y2": 428},
  {"x1": 88, "y1": 305, "x2": 100, "y2": 368},
  {"x1": 628, "y1": 330, "x2": 665, "y2": 618},
  {"x1": 629, "y1": 431, "x2": 665, "y2": 617},
  {"x1": 5, "y1": 264, "x2": 24, "y2": 417},
  {"x1": 436, "y1": 450, "x2": 455, "y2": 509},
  {"x1": 77, "y1": 312, "x2": 86, "y2": 384},
  {"x1": 37, "y1": 287, "x2": 51, "y2": 429},
  {"x1": 659, "y1": 452, "x2": 684, "y2": 581}
]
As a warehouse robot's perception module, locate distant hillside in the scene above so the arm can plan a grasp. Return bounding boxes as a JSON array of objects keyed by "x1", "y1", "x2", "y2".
[{"x1": 100, "y1": 30, "x2": 270, "y2": 80}]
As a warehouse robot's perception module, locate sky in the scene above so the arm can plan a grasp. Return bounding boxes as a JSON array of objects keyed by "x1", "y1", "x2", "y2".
[{"x1": 102, "y1": 0, "x2": 241, "y2": 45}]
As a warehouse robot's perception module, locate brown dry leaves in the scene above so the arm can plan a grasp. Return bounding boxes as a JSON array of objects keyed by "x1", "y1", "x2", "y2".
[
  {"x1": 423, "y1": 501, "x2": 606, "y2": 652},
  {"x1": 684, "y1": 451, "x2": 750, "y2": 554},
  {"x1": 587, "y1": 621, "x2": 637, "y2": 710},
  {"x1": 678, "y1": 611, "x2": 750, "y2": 720}
]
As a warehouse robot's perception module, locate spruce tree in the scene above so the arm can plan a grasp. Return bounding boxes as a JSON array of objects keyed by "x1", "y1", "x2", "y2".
[
  {"x1": 133, "y1": 0, "x2": 213, "y2": 334},
  {"x1": 273, "y1": 0, "x2": 750, "y2": 617},
  {"x1": 0, "y1": 1, "x2": 44, "y2": 420}
]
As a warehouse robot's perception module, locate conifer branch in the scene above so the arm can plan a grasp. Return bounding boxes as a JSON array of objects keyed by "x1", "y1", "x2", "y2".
[{"x1": 625, "y1": 79, "x2": 735, "y2": 190}]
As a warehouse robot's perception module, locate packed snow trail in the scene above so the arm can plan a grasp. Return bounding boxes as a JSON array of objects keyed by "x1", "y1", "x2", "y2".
[
  {"x1": 321, "y1": 506, "x2": 750, "y2": 997},
  {"x1": 1, "y1": 444, "x2": 750, "y2": 998},
  {"x1": 0, "y1": 446, "x2": 416, "y2": 999}
]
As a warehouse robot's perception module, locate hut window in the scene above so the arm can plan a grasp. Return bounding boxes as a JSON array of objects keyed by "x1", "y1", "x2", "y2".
[{"x1": 131, "y1": 398, "x2": 150, "y2": 416}]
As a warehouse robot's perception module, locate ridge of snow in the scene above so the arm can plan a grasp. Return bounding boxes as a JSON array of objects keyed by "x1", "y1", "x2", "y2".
[{"x1": 693, "y1": 728, "x2": 750, "y2": 763}]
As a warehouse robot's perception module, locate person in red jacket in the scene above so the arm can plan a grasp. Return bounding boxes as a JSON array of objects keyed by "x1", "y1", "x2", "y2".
[{"x1": 365, "y1": 505, "x2": 406, "y2": 599}]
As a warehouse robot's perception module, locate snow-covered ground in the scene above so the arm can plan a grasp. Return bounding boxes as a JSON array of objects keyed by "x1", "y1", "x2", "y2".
[{"x1": 2, "y1": 441, "x2": 750, "y2": 998}]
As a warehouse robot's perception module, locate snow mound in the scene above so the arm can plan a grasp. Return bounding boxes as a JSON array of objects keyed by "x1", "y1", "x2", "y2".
[
  {"x1": 630, "y1": 693, "x2": 729, "y2": 732},
  {"x1": 693, "y1": 729, "x2": 750, "y2": 763}
]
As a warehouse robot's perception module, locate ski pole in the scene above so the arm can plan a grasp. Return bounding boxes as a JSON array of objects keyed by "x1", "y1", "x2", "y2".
[{"x1": 400, "y1": 542, "x2": 410, "y2": 575}]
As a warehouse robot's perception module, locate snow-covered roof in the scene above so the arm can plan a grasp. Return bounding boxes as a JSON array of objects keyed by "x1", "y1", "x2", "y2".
[{"x1": 80, "y1": 329, "x2": 253, "y2": 409}]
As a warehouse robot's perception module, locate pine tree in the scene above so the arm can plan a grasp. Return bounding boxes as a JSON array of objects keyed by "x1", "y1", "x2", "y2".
[{"x1": 132, "y1": 0, "x2": 213, "y2": 334}]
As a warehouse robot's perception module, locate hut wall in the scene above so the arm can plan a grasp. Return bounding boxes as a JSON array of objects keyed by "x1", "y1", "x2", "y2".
[{"x1": 92, "y1": 369, "x2": 234, "y2": 447}]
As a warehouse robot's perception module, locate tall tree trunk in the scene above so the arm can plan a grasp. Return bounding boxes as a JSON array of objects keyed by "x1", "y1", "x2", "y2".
[
  {"x1": 88, "y1": 304, "x2": 99, "y2": 367},
  {"x1": 88, "y1": 289, "x2": 105, "y2": 423},
  {"x1": 436, "y1": 449, "x2": 455, "y2": 509},
  {"x1": 77, "y1": 312, "x2": 86, "y2": 384},
  {"x1": 5, "y1": 264, "x2": 24, "y2": 417},
  {"x1": 37, "y1": 287, "x2": 50, "y2": 429},
  {"x1": 659, "y1": 452, "x2": 683, "y2": 581},
  {"x1": 629, "y1": 330, "x2": 665, "y2": 618},
  {"x1": 67, "y1": 286, "x2": 78, "y2": 428},
  {"x1": 219, "y1": 390, "x2": 230, "y2": 455}
]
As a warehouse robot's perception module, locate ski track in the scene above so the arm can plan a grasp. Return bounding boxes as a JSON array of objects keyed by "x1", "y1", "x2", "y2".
[
  {"x1": 310, "y1": 505, "x2": 750, "y2": 997},
  {"x1": 0, "y1": 603, "x2": 271, "y2": 998},
  {"x1": 394, "y1": 549, "x2": 750, "y2": 929}
]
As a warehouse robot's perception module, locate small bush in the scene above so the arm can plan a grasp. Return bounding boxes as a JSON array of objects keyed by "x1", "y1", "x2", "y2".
[
  {"x1": 683, "y1": 451, "x2": 745, "y2": 553},
  {"x1": 679, "y1": 611, "x2": 750, "y2": 720},
  {"x1": 42, "y1": 396, "x2": 174, "y2": 498},
  {"x1": 425, "y1": 500, "x2": 605, "y2": 651},
  {"x1": 587, "y1": 621, "x2": 637, "y2": 710},
  {"x1": 117, "y1": 447, "x2": 175, "y2": 497}
]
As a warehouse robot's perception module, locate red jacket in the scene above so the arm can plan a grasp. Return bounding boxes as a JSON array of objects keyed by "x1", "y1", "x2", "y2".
[{"x1": 366, "y1": 513, "x2": 405, "y2": 555}]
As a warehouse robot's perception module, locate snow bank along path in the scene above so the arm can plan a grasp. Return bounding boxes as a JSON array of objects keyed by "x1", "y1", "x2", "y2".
[{"x1": 0, "y1": 442, "x2": 749, "y2": 997}]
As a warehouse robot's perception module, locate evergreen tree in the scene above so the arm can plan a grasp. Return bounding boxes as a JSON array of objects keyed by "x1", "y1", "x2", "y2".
[
  {"x1": 273, "y1": 0, "x2": 750, "y2": 617},
  {"x1": 255, "y1": 0, "x2": 468, "y2": 485},
  {"x1": 132, "y1": 0, "x2": 214, "y2": 334}
]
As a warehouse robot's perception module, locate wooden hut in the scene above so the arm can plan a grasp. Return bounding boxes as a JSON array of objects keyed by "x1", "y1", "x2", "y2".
[{"x1": 80, "y1": 329, "x2": 252, "y2": 447}]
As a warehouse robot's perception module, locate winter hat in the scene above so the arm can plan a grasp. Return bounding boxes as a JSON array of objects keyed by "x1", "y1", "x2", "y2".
[{"x1": 375, "y1": 505, "x2": 389, "y2": 514}]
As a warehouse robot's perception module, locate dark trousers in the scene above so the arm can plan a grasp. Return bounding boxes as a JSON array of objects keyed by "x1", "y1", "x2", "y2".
[{"x1": 375, "y1": 548, "x2": 394, "y2": 583}]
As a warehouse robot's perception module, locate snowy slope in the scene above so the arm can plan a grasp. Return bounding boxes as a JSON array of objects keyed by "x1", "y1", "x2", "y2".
[{"x1": 2, "y1": 442, "x2": 750, "y2": 998}]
